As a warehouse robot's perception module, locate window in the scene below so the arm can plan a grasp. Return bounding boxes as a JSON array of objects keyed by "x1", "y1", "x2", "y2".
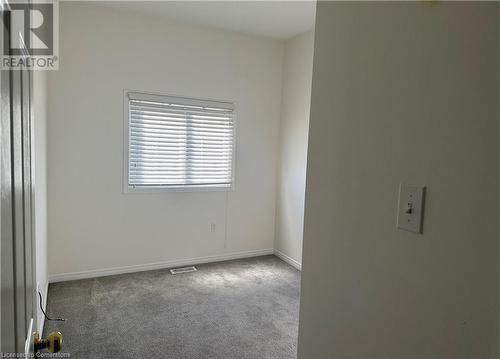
[{"x1": 125, "y1": 91, "x2": 235, "y2": 190}]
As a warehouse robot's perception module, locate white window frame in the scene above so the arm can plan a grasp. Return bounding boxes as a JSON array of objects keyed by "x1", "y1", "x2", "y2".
[{"x1": 123, "y1": 90, "x2": 236, "y2": 193}]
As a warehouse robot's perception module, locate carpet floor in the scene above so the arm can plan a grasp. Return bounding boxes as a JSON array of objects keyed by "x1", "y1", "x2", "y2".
[{"x1": 43, "y1": 255, "x2": 301, "y2": 359}]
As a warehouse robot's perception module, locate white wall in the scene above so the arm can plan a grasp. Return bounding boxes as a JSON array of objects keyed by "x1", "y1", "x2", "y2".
[
  {"x1": 47, "y1": 3, "x2": 284, "y2": 278},
  {"x1": 274, "y1": 31, "x2": 314, "y2": 268},
  {"x1": 298, "y1": 2, "x2": 499, "y2": 358},
  {"x1": 33, "y1": 70, "x2": 48, "y2": 333}
]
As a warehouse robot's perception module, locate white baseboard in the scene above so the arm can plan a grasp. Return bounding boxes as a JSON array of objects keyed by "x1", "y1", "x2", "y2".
[
  {"x1": 48, "y1": 248, "x2": 274, "y2": 283},
  {"x1": 274, "y1": 249, "x2": 302, "y2": 271}
]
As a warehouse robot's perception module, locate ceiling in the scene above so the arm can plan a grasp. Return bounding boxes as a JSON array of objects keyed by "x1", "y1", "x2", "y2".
[{"x1": 98, "y1": 1, "x2": 316, "y2": 40}]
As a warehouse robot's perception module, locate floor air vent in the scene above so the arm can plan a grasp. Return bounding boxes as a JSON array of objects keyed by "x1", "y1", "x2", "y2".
[{"x1": 170, "y1": 266, "x2": 197, "y2": 275}]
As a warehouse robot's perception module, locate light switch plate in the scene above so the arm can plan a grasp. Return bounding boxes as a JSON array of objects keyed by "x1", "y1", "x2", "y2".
[{"x1": 397, "y1": 184, "x2": 426, "y2": 234}]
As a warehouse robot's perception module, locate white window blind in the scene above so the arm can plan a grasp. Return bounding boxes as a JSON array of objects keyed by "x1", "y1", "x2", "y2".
[{"x1": 126, "y1": 92, "x2": 235, "y2": 189}]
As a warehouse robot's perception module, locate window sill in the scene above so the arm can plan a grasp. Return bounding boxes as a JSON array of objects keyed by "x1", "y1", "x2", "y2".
[{"x1": 123, "y1": 184, "x2": 233, "y2": 194}]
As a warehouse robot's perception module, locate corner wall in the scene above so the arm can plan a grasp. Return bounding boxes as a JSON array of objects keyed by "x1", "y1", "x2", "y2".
[
  {"x1": 275, "y1": 31, "x2": 314, "y2": 269},
  {"x1": 298, "y1": 2, "x2": 499, "y2": 358}
]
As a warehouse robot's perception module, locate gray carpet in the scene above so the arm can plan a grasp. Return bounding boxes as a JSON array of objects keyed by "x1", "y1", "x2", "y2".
[{"x1": 43, "y1": 255, "x2": 300, "y2": 359}]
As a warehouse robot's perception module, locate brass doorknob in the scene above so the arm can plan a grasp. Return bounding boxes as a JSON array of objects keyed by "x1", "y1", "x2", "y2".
[{"x1": 34, "y1": 331, "x2": 63, "y2": 353}]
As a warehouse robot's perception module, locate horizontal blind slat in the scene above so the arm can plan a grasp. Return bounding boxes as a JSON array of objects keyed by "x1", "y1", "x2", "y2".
[
  {"x1": 130, "y1": 136, "x2": 233, "y2": 146},
  {"x1": 130, "y1": 122, "x2": 233, "y2": 135},
  {"x1": 130, "y1": 127, "x2": 233, "y2": 138},
  {"x1": 130, "y1": 148, "x2": 232, "y2": 155},
  {"x1": 130, "y1": 142, "x2": 232, "y2": 149},
  {"x1": 130, "y1": 109, "x2": 232, "y2": 121},
  {"x1": 130, "y1": 117, "x2": 233, "y2": 129}
]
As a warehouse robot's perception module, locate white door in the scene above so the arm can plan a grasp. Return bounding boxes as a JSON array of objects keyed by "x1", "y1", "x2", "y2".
[{"x1": 1, "y1": 3, "x2": 37, "y2": 355}]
